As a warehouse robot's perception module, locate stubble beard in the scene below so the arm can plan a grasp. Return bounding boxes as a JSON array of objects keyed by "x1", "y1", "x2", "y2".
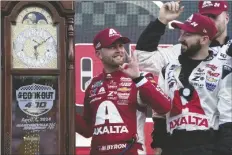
[
  {"x1": 181, "y1": 40, "x2": 201, "y2": 58},
  {"x1": 103, "y1": 57, "x2": 123, "y2": 69}
]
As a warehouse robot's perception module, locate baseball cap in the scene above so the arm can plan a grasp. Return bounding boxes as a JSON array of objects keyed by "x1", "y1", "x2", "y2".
[
  {"x1": 93, "y1": 28, "x2": 130, "y2": 50},
  {"x1": 198, "y1": 0, "x2": 229, "y2": 16},
  {"x1": 171, "y1": 13, "x2": 217, "y2": 40}
]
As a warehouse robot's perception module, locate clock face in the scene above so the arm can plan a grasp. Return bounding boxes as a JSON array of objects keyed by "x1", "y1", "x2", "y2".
[
  {"x1": 12, "y1": 6, "x2": 58, "y2": 68},
  {"x1": 13, "y1": 28, "x2": 57, "y2": 68}
]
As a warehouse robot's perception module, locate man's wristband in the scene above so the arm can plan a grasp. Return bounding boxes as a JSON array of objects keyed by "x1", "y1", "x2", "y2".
[{"x1": 132, "y1": 75, "x2": 144, "y2": 84}]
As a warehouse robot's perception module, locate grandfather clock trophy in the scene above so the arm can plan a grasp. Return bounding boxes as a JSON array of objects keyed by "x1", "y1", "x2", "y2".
[{"x1": 1, "y1": 1, "x2": 75, "y2": 154}]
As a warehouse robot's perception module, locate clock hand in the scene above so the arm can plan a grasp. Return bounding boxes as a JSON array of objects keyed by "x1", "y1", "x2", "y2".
[
  {"x1": 34, "y1": 45, "x2": 39, "y2": 60},
  {"x1": 33, "y1": 36, "x2": 52, "y2": 59},
  {"x1": 33, "y1": 39, "x2": 40, "y2": 44},
  {"x1": 36, "y1": 36, "x2": 52, "y2": 48}
]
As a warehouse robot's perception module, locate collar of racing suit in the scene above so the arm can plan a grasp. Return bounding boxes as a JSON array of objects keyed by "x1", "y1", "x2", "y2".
[
  {"x1": 210, "y1": 36, "x2": 230, "y2": 47},
  {"x1": 178, "y1": 50, "x2": 214, "y2": 86},
  {"x1": 102, "y1": 69, "x2": 125, "y2": 80}
]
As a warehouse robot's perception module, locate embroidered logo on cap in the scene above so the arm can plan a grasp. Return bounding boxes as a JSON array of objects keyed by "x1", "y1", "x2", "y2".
[
  {"x1": 186, "y1": 14, "x2": 193, "y2": 22},
  {"x1": 203, "y1": 29, "x2": 207, "y2": 33},
  {"x1": 96, "y1": 42, "x2": 101, "y2": 49},
  {"x1": 190, "y1": 22, "x2": 198, "y2": 27},
  {"x1": 186, "y1": 14, "x2": 198, "y2": 27},
  {"x1": 202, "y1": 1, "x2": 213, "y2": 8},
  {"x1": 109, "y1": 28, "x2": 121, "y2": 37},
  {"x1": 213, "y1": 3, "x2": 220, "y2": 7}
]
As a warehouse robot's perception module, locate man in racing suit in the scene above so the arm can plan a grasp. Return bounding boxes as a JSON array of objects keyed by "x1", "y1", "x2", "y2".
[
  {"x1": 75, "y1": 28, "x2": 171, "y2": 155},
  {"x1": 134, "y1": 1, "x2": 232, "y2": 154},
  {"x1": 136, "y1": 0, "x2": 230, "y2": 75},
  {"x1": 159, "y1": 13, "x2": 232, "y2": 155}
]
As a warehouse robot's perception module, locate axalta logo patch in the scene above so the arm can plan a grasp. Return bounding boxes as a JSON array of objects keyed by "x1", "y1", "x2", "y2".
[
  {"x1": 93, "y1": 125, "x2": 128, "y2": 135},
  {"x1": 168, "y1": 86, "x2": 209, "y2": 133},
  {"x1": 98, "y1": 87, "x2": 106, "y2": 94},
  {"x1": 109, "y1": 29, "x2": 121, "y2": 37},
  {"x1": 169, "y1": 115, "x2": 209, "y2": 130}
]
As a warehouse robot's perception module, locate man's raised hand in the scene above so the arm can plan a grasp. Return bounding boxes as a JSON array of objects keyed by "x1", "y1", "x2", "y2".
[
  {"x1": 158, "y1": 1, "x2": 184, "y2": 25},
  {"x1": 119, "y1": 51, "x2": 140, "y2": 79}
]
